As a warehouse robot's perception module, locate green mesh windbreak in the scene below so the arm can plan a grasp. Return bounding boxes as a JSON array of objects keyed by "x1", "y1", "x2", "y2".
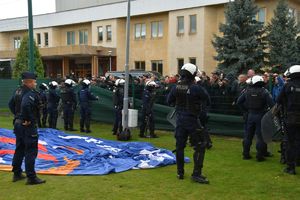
[
  {"x1": 89, "y1": 86, "x2": 244, "y2": 137},
  {"x1": 0, "y1": 80, "x2": 244, "y2": 137}
]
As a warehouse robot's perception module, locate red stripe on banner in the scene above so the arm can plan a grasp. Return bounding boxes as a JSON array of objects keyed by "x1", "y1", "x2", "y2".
[
  {"x1": 0, "y1": 137, "x2": 16, "y2": 144},
  {"x1": 0, "y1": 150, "x2": 57, "y2": 163},
  {"x1": 37, "y1": 153, "x2": 58, "y2": 163},
  {"x1": 0, "y1": 150, "x2": 15, "y2": 155},
  {"x1": 0, "y1": 136, "x2": 48, "y2": 152}
]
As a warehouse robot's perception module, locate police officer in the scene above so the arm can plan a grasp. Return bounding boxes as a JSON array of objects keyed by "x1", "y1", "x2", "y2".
[
  {"x1": 237, "y1": 75, "x2": 274, "y2": 161},
  {"x1": 112, "y1": 79, "x2": 125, "y2": 135},
  {"x1": 38, "y1": 83, "x2": 48, "y2": 128},
  {"x1": 78, "y1": 79, "x2": 99, "y2": 133},
  {"x1": 195, "y1": 77, "x2": 213, "y2": 149},
  {"x1": 8, "y1": 72, "x2": 46, "y2": 185},
  {"x1": 167, "y1": 63, "x2": 209, "y2": 184},
  {"x1": 277, "y1": 65, "x2": 300, "y2": 174},
  {"x1": 47, "y1": 81, "x2": 60, "y2": 129},
  {"x1": 139, "y1": 80, "x2": 158, "y2": 138},
  {"x1": 61, "y1": 79, "x2": 77, "y2": 131}
]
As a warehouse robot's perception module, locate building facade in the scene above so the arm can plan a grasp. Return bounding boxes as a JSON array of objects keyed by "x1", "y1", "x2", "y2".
[{"x1": 0, "y1": 0, "x2": 299, "y2": 78}]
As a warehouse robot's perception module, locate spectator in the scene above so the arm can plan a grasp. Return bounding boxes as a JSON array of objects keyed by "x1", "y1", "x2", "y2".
[
  {"x1": 247, "y1": 69, "x2": 255, "y2": 78},
  {"x1": 272, "y1": 75, "x2": 285, "y2": 102}
]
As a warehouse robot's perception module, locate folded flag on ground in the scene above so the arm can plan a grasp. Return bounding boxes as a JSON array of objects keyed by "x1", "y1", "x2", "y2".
[{"x1": 0, "y1": 128, "x2": 176, "y2": 175}]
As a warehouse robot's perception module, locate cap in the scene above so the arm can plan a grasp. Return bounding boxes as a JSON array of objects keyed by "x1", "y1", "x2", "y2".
[{"x1": 21, "y1": 72, "x2": 37, "y2": 80}]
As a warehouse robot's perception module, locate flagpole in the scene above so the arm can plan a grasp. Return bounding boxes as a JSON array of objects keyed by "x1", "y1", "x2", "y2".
[{"x1": 122, "y1": 0, "x2": 131, "y2": 131}]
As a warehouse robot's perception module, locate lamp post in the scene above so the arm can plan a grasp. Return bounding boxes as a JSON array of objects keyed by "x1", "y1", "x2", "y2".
[{"x1": 108, "y1": 50, "x2": 112, "y2": 72}]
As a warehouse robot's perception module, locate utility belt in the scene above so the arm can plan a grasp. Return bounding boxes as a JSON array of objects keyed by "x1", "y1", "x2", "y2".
[
  {"x1": 14, "y1": 119, "x2": 36, "y2": 127},
  {"x1": 176, "y1": 107, "x2": 199, "y2": 117},
  {"x1": 63, "y1": 101, "x2": 74, "y2": 105}
]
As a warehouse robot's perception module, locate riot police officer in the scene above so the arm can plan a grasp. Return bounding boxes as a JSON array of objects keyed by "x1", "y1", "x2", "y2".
[
  {"x1": 47, "y1": 81, "x2": 60, "y2": 129},
  {"x1": 8, "y1": 72, "x2": 46, "y2": 185},
  {"x1": 237, "y1": 75, "x2": 274, "y2": 161},
  {"x1": 167, "y1": 63, "x2": 210, "y2": 184},
  {"x1": 78, "y1": 79, "x2": 99, "y2": 133},
  {"x1": 112, "y1": 79, "x2": 125, "y2": 135},
  {"x1": 38, "y1": 83, "x2": 48, "y2": 128},
  {"x1": 139, "y1": 80, "x2": 158, "y2": 138},
  {"x1": 61, "y1": 79, "x2": 77, "y2": 131},
  {"x1": 277, "y1": 65, "x2": 300, "y2": 174}
]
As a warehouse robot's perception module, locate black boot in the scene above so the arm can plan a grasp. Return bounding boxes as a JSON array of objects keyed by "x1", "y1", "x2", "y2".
[
  {"x1": 243, "y1": 154, "x2": 252, "y2": 160},
  {"x1": 68, "y1": 125, "x2": 77, "y2": 132},
  {"x1": 26, "y1": 177, "x2": 46, "y2": 185},
  {"x1": 177, "y1": 173, "x2": 184, "y2": 180},
  {"x1": 80, "y1": 119, "x2": 85, "y2": 133},
  {"x1": 150, "y1": 133, "x2": 158, "y2": 138},
  {"x1": 191, "y1": 174, "x2": 209, "y2": 184},
  {"x1": 12, "y1": 173, "x2": 26, "y2": 182},
  {"x1": 139, "y1": 133, "x2": 146, "y2": 138},
  {"x1": 284, "y1": 165, "x2": 296, "y2": 175}
]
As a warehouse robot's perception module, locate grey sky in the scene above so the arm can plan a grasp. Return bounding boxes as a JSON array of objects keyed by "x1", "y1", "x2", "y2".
[{"x1": 0, "y1": 0, "x2": 55, "y2": 20}]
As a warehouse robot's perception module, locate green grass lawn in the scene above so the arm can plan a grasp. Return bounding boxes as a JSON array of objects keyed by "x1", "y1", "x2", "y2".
[{"x1": 0, "y1": 112, "x2": 300, "y2": 200}]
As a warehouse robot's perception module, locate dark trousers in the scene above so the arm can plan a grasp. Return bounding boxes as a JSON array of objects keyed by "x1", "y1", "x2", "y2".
[
  {"x1": 41, "y1": 108, "x2": 47, "y2": 127},
  {"x1": 113, "y1": 108, "x2": 122, "y2": 134},
  {"x1": 63, "y1": 105, "x2": 74, "y2": 130},
  {"x1": 175, "y1": 113, "x2": 206, "y2": 176},
  {"x1": 140, "y1": 110, "x2": 155, "y2": 136},
  {"x1": 12, "y1": 123, "x2": 38, "y2": 178},
  {"x1": 80, "y1": 105, "x2": 91, "y2": 131},
  {"x1": 48, "y1": 107, "x2": 58, "y2": 129},
  {"x1": 243, "y1": 113, "x2": 267, "y2": 158},
  {"x1": 286, "y1": 124, "x2": 300, "y2": 168}
]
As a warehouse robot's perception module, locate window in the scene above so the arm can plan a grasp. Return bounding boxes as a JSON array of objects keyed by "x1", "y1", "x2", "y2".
[
  {"x1": 151, "y1": 21, "x2": 163, "y2": 38},
  {"x1": 190, "y1": 15, "x2": 197, "y2": 33},
  {"x1": 189, "y1": 58, "x2": 196, "y2": 65},
  {"x1": 177, "y1": 16, "x2": 184, "y2": 35},
  {"x1": 97, "y1": 26, "x2": 103, "y2": 42},
  {"x1": 177, "y1": 58, "x2": 184, "y2": 73},
  {"x1": 151, "y1": 60, "x2": 163, "y2": 75},
  {"x1": 36, "y1": 33, "x2": 41, "y2": 46},
  {"x1": 135, "y1": 61, "x2": 146, "y2": 70},
  {"x1": 79, "y1": 30, "x2": 88, "y2": 44},
  {"x1": 44, "y1": 32, "x2": 49, "y2": 46},
  {"x1": 13, "y1": 37, "x2": 21, "y2": 49},
  {"x1": 135, "y1": 23, "x2": 146, "y2": 39},
  {"x1": 106, "y1": 25, "x2": 112, "y2": 41},
  {"x1": 67, "y1": 31, "x2": 75, "y2": 45},
  {"x1": 258, "y1": 8, "x2": 266, "y2": 23}
]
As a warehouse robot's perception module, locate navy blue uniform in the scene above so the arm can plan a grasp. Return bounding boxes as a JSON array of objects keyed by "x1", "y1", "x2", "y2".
[
  {"x1": 78, "y1": 86, "x2": 98, "y2": 132},
  {"x1": 277, "y1": 79, "x2": 300, "y2": 172},
  {"x1": 61, "y1": 86, "x2": 77, "y2": 131},
  {"x1": 47, "y1": 88, "x2": 60, "y2": 129},
  {"x1": 8, "y1": 87, "x2": 40, "y2": 178},
  {"x1": 139, "y1": 88, "x2": 156, "y2": 137},
  {"x1": 167, "y1": 80, "x2": 209, "y2": 178},
  {"x1": 112, "y1": 87, "x2": 124, "y2": 135},
  {"x1": 39, "y1": 89, "x2": 48, "y2": 127},
  {"x1": 237, "y1": 86, "x2": 274, "y2": 160}
]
